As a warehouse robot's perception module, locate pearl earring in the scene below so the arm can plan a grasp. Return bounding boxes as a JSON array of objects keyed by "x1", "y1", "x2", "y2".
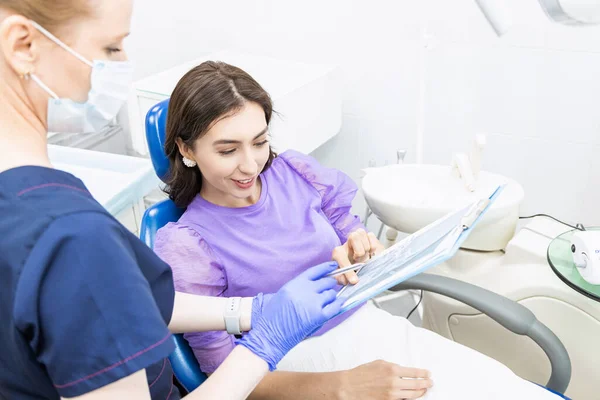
[
  {"x1": 182, "y1": 157, "x2": 197, "y2": 168},
  {"x1": 20, "y1": 68, "x2": 33, "y2": 80}
]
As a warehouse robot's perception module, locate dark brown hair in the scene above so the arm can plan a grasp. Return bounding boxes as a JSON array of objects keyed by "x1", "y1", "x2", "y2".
[{"x1": 164, "y1": 61, "x2": 277, "y2": 208}]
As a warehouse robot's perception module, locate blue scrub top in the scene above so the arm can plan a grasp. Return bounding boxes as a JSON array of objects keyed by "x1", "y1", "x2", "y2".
[{"x1": 0, "y1": 166, "x2": 181, "y2": 399}]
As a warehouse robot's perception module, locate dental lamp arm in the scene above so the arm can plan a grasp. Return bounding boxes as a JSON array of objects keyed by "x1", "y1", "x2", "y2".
[
  {"x1": 475, "y1": 0, "x2": 600, "y2": 37},
  {"x1": 474, "y1": 0, "x2": 513, "y2": 36},
  {"x1": 391, "y1": 273, "x2": 571, "y2": 394}
]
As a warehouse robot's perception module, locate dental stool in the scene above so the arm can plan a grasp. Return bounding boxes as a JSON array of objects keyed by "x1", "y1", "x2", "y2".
[{"x1": 140, "y1": 99, "x2": 571, "y2": 398}]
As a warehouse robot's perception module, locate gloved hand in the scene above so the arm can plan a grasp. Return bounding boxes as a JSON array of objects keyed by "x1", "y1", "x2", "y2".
[
  {"x1": 237, "y1": 261, "x2": 343, "y2": 370},
  {"x1": 249, "y1": 293, "x2": 319, "y2": 339},
  {"x1": 249, "y1": 292, "x2": 274, "y2": 327}
]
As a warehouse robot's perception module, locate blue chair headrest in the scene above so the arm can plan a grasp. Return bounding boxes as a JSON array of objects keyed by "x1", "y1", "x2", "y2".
[{"x1": 145, "y1": 99, "x2": 171, "y2": 183}]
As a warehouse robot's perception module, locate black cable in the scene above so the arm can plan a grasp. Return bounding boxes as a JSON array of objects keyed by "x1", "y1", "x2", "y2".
[
  {"x1": 519, "y1": 214, "x2": 585, "y2": 231},
  {"x1": 406, "y1": 290, "x2": 423, "y2": 320}
]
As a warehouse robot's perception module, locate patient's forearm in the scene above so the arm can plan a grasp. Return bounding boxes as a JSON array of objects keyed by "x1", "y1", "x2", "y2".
[
  {"x1": 248, "y1": 371, "x2": 343, "y2": 400},
  {"x1": 169, "y1": 292, "x2": 253, "y2": 333}
]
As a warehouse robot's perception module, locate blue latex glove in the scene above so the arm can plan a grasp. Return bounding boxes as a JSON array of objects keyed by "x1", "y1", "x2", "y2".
[
  {"x1": 237, "y1": 261, "x2": 343, "y2": 370},
  {"x1": 249, "y1": 294, "x2": 321, "y2": 339}
]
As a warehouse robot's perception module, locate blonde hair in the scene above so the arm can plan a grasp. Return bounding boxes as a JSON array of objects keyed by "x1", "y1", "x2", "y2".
[{"x1": 0, "y1": 0, "x2": 92, "y2": 32}]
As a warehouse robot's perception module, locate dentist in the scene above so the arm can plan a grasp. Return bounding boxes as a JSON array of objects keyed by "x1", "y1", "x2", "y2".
[{"x1": 0, "y1": 1, "x2": 344, "y2": 399}]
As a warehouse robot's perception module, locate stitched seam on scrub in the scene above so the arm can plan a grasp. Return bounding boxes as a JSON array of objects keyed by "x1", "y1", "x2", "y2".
[
  {"x1": 148, "y1": 358, "x2": 167, "y2": 388},
  {"x1": 17, "y1": 183, "x2": 90, "y2": 197},
  {"x1": 53, "y1": 333, "x2": 171, "y2": 389},
  {"x1": 166, "y1": 381, "x2": 174, "y2": 399}
]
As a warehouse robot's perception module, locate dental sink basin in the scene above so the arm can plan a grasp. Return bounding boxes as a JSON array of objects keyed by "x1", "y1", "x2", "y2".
[{"x1": 362, "y1": 164, "x2": 525, "y2": 251}]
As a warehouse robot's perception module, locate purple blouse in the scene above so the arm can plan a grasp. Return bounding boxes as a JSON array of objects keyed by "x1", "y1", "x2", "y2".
[{"x1": 154, "y1": 150, "x2": 365, "y2": 373}]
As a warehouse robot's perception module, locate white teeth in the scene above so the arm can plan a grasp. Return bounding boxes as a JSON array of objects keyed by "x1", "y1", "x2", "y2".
[{"x1": 237, "y1": 179, "x2": 252, "y2": 184}]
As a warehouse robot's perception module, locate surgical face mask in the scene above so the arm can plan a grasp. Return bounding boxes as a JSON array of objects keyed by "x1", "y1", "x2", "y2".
[{"x1": 28, "y1": 21, "x2": 134, "y2": 134}]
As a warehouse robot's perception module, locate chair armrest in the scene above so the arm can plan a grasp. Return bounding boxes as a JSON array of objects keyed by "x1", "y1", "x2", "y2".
[{"x1": 391, "y1": 273, "x2": 571, "y2": 394}]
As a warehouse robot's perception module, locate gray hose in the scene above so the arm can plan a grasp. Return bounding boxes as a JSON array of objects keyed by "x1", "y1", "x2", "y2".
[{"x1": 391, "y1": 273, "x2": 571, "y2": 394}]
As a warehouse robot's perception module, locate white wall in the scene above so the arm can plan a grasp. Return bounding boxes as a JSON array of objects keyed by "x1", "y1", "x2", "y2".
[
  {"x1": 128, "y1": 0, "x2": 600, "y2": 227},
  {"x1": 420, "y1": 0, "x2": 600, "y2": 227}
]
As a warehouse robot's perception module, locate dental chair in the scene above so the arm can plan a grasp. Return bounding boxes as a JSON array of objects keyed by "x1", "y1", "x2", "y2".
[{"x1": 141, "y1": 99, "x2": 571, "y2": 398}]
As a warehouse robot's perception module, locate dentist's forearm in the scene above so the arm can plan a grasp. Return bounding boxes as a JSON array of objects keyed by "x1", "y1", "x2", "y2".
[
  {"x1": 186, "y1": 346, "x2": 269, "y2": 400},
  {"x1": 168, "y1": 292, "x2": 253, "y2": 333},
  {"x1": 247, "y1": 371, "x2": 345, "y2": 400}
]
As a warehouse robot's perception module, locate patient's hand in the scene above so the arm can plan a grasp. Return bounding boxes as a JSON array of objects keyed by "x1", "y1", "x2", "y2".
[
  {"x1": 336, "y1": 360, "x2": 432, "y2": 400},
  {"x1": 332, "y1": 229, "x2": 385, "y2": 285}
]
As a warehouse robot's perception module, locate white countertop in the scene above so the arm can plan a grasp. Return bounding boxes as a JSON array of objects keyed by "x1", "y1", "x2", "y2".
[{"x1": 48, "y1": 145, "x2": 160, "y2": 216}]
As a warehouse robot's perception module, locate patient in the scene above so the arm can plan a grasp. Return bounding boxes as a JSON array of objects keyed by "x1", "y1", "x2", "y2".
[{"x1": 154, "y1": 61, "x2": 560, "y2": 400}]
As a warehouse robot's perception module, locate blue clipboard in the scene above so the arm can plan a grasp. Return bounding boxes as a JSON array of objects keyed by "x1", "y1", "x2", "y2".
[{"x1": 336, "y1": 184, "x2": 505, "y2": 313}]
